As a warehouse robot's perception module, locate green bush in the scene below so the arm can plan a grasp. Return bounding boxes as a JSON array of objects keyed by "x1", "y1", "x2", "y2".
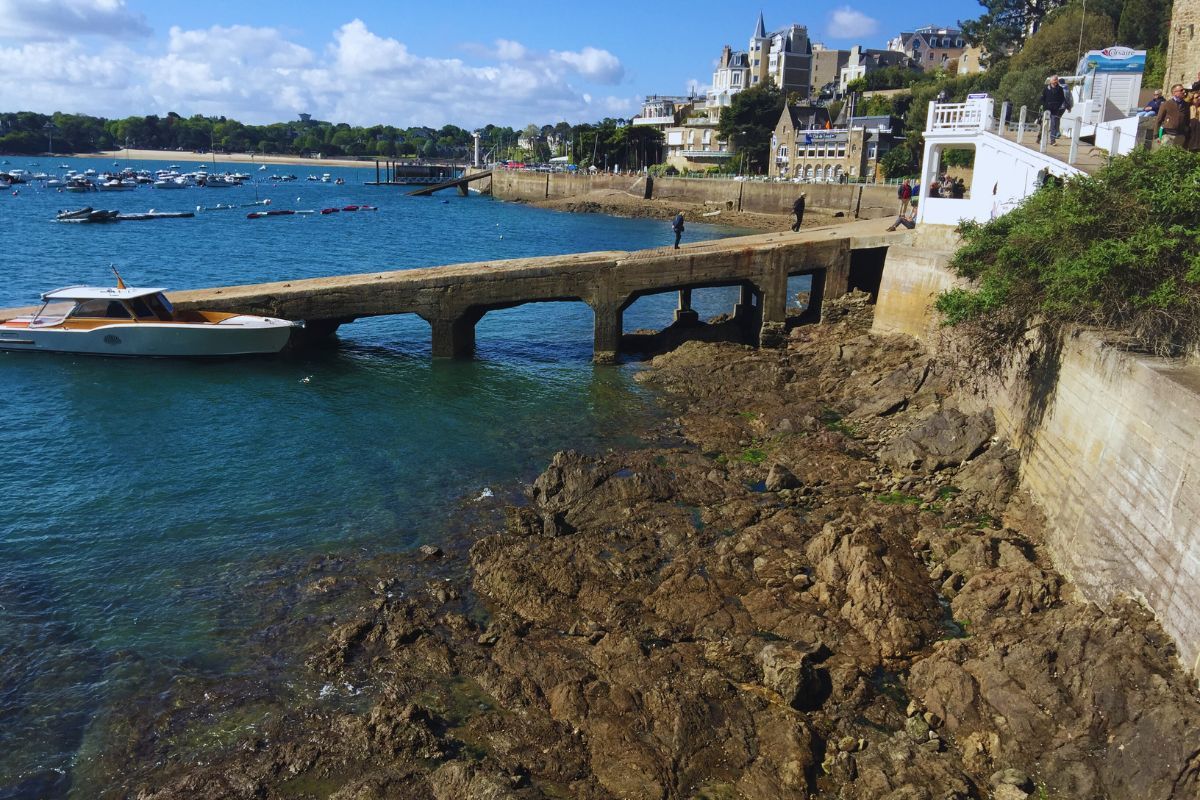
[{"x1": 936, "y1": 147, "x2": 1200, "y2": 359}]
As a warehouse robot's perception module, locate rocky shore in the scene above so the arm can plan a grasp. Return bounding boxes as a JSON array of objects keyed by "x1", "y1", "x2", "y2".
[{"x1": 77, "y1": 295, "x2": 1200, "y2": 800}]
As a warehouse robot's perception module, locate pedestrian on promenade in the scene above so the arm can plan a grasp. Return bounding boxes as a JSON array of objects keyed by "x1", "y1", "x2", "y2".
[
  {"x1": 897, "y1": 179, "x2": 912, "y2": 214},
  {"x1": 791, "y1": 193, "x2": 806, "y2": 231},
  {"x1": 1041, "y1": 75, "x2": 1070, "y2": 144},
  {"x1": 672, "y1": 211, "x2": 685, "y2": 249},
  {"x1": 1156, "y1": 84, "x2": 1190, "y2": 148}
]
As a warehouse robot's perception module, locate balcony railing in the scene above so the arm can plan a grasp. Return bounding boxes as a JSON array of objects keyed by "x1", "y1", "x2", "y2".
[
  {"x1": 925, "y1": 98, "x2": 994, "y2": 133},
  {"x1": 680, "y1": 149, "x2": 733, "y2": 158}
]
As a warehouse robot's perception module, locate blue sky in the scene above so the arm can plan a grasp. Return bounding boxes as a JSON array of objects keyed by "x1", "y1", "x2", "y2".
[{"x1": 0, "y1": 0, "x2": 985, "y2": 128}]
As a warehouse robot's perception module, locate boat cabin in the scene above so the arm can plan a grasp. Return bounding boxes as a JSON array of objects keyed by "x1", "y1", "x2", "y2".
[{"x1": 27, "y1": 286, "x2": 180, "y2": 327}]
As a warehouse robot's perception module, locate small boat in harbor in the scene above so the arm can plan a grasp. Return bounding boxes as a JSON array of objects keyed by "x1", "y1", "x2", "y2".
[
  {"x1": 0, "y1": 275, "x2": 298, "y2": 356},
  {"x1": 55, "y1": 207, "x2": 119, "y2": 223},
  {"x1": 97, "y1": 178, "x2": 135, "y2": 191}
]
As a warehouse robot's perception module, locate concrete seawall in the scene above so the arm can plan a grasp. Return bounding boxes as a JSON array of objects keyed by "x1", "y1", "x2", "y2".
[
  {"x1": 875, "y1": 231, "x2": 1200, "y2": 678},
  {"x1": 490, "y1": 171, "x2": 898, "y2": 219}
]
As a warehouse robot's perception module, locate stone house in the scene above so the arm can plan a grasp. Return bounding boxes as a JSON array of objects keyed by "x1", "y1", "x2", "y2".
[
  {"x1": 770, "y1": 107, "x2": 900, "y2": 182},
  {"x1": 888, "y1": 25, "x2": 967, "y2": 72}
]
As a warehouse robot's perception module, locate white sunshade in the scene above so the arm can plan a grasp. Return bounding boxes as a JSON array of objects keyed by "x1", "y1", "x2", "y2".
[{"x1": 41, "y1": 286, "x2": 168, "y2": 302}]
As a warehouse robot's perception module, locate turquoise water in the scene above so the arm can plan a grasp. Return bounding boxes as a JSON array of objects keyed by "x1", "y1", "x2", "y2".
[{"x1": 0, "y1": 157, "x2": 766, "y2": 797}]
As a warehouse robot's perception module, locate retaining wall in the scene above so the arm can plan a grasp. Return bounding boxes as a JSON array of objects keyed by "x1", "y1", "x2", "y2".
[
  {"x1": 490, "y1": 170, "x2": 897, "y2": 219},
  {"x1": 874, "y1": 232, "x2": 1200, "y2": 678}
]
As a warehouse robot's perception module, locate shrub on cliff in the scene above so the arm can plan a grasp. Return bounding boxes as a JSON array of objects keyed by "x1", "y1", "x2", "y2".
[{"x1": 937, "y1": 146, "x2": 1200, "y2": 362}]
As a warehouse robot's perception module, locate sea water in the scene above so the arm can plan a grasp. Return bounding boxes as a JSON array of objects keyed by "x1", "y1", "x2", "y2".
[{"x1": 0, "y1": 158, "x2": 792, "y2": 795}]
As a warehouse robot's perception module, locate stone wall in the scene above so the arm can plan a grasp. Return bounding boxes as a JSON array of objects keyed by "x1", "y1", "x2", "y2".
[
  {"x1": 874, "y1": 235, "x2": 1200, "y2": 678},
  {"x1": 1165, "y1": 0, "x2": 1200, "y2": 90},
  {"x1": 490, "y1": 170, "x2": 896, "y2": 219}
]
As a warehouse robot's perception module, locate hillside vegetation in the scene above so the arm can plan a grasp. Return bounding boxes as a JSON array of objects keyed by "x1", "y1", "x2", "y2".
[{"x1": 937, "y1": 147, "x2": 1200, "y2": 359}]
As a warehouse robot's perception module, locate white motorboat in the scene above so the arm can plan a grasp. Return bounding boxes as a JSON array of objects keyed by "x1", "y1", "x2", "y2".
[
  {"x1": 98, "y1": 179, "x2": 135, "y2": 191},
  {"x1": 0, "y1": 280, "x2": 297, "y2": 357}
]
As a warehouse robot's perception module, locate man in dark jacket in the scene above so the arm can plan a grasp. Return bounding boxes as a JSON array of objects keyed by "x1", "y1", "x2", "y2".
[
  {"x1": 791, "y1": 193, "x2": 806, "y2": 231},
  {"x1": 671, "y1": 211, "x2": 685, "y2": 249},
  {"x1": 1041, "y1": 75, "x2": 1069, "y2": 144},
  {"x1": 1156, "y1": 84, "x2": 1190, "y2": 148}
]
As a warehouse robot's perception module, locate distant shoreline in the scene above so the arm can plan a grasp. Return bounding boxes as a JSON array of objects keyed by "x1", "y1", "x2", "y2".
[{"x1": 68, "y1": 148, "x2": 439, "y2": 170}]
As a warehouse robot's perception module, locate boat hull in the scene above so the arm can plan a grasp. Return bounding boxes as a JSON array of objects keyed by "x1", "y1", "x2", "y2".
[{"x1": 0, "y1": 316, "x2": 296, "y2": 356}]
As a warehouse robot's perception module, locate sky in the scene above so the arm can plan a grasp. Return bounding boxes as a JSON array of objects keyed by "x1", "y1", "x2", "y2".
[{"x1": 0, "y1": 0, "x2": 986, "y2": 129}]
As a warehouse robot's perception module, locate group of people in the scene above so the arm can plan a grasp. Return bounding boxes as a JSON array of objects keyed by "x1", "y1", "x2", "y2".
[{"x1": 1151, "y1": 75, "x2": 1200, "y2": 149}]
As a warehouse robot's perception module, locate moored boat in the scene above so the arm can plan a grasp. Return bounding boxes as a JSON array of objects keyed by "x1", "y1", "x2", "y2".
[
  {"x1": 0, "y1": 278, "x2": 297, "y2": 356},
  {"x1": 55, "y1": 208, "x2": 120, "y2": 223}
]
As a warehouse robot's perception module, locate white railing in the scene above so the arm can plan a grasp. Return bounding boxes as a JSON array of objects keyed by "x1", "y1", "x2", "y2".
[{"x1": 925, "y1": 98, "x2": 995, "y2": 133}]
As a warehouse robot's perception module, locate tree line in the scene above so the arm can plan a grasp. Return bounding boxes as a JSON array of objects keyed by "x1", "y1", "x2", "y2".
[{"x1": 0, "y1": 110, "x2": 664, "y2": 170}]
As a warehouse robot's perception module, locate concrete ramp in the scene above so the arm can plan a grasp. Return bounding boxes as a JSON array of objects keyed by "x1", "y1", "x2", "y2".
[{"x1": 408, "y1": 170, "x2": 492, "y2": 197}]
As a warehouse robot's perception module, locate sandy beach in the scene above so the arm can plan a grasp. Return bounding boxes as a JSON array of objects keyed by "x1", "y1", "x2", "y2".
[{"x1": 73, "y1": 148, "x2": 433, "y2": 170}]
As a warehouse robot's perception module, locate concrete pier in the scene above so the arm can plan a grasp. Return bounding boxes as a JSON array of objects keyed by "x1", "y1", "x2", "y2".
[{"x1": 0, "y1": 219, "x2": 907, "y2": 362}]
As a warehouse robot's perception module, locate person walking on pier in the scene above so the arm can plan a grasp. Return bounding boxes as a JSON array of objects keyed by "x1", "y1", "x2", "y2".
[
  {"x1": 672, "y1": 211, "x2": 685, "y2": 249},
  {"x1": 1041, "y1": 75, "x2": 1069, "y2": 145},
  {"x1": 791, "y1": 193, "x2": 806, "y2": 231}
]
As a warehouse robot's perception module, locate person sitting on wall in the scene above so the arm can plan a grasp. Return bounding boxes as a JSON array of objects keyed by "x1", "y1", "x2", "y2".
[
  {"x1": 886, "y1": 198, "x2": 917, "y2": 231},
  {"x1": 1142, "y1": 89, "x2": 1164, "y2": 116}
]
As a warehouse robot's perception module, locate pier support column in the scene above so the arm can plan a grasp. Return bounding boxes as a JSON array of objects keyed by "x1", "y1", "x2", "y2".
[
  {"x1": 796, "y1": 270, "x2": 826, "y2": 325},
  {"x1": 592, "y1": 302, "x2": 624, "y2": 364},
  {"x1": 759, "y1": 254, "x2": 790, "y2": 349},
  {"x1": 427, "y1": 308, "x2": 483, "y2": 359},
  {"x1": 674, "y1": 288, "x2": 699, "y2": 325},
  {"x1": 732, "y1": 285, "x2": 757, "y2": 321},
  {"x1": 293, "y1": 317, "x2": 352, "y2": 347}
]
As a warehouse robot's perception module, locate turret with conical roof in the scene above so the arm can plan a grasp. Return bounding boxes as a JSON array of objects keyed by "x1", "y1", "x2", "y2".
[{"x1": 754, "y1": 11, "x2": 766, "y2": 39}]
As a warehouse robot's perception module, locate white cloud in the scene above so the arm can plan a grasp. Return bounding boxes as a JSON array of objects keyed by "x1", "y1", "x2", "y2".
[
  {"x1": 551, "y1": 46, "x2": 623, "y2": 84},
  {"x1": 827, "y1": 7, "x2": 880, "y2": 39},
  {"x1": 0, "y1": 19, "x2": 635, "y2": 127},
  {"x1": 494, "y1": 39, "x2": 527, "y2": 61},
  {"x1": 0, "y1": 0, "x2": 150, "y2": 41}
]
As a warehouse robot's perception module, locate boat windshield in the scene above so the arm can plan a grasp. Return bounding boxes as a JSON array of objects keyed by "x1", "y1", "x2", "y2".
[
  {"x1": 29, "y1": 301, "x2": 74, "y2": 326},
  {"x1": 68, "y1": 299, "x2": 132, "y2": 319}
]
